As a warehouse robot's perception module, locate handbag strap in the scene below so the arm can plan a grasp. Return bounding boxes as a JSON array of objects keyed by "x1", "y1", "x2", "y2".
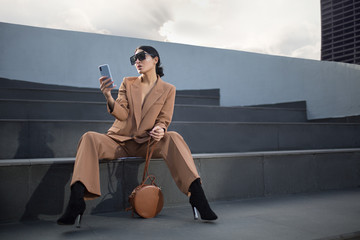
[
  {"x1": 141, "y1": 139, "x2": 157, "y2": 184},
  {"x1": 142, "y1": 175, "x2": 158, "y2": 187}
]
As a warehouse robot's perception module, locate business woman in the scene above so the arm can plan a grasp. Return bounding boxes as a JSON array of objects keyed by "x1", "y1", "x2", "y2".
[{"x1": 57, "y1": 46, "x2": 217, "y2": 227}]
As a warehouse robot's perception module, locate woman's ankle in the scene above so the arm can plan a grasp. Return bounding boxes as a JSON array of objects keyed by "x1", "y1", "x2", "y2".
[{"x1": 70, "y1": 181, "x2": 85, "y2": 201}]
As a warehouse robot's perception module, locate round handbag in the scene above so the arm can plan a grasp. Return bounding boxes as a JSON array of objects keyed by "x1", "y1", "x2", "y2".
[
  {"x1": 126, "y1": 140, "x2": 164, "y2": 218},
  {"x1": 128, "y1": 175, "x2": 164, "y2": 218}
]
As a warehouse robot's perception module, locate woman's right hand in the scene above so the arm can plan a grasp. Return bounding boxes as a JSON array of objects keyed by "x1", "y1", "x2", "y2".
[
  {"x1": 99, "y1": 76, "x2": 115, "y2": 97},
  {"x1": 99, "y1": 76, "x2": 116, "y2": 111}
]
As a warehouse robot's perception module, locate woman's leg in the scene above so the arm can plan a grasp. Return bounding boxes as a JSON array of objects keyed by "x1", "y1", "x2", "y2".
[
  {"x1": 58, "y1": 131, "x2": 126, "y2": 226},
  {"x1": 153, "y1": 131, "x2": 217, "y2": 220},
  {"x1": 152, "y1": 131, "x2": 200, "y2": 195},
  {"x1": 71, "y1": 131, "x2": 127, "y2": 199}
]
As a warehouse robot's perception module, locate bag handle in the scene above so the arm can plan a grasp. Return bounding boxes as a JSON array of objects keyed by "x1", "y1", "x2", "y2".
[
  {"x1": 141, "y1": 139, "x2": 157, "y2": 184},
  {"x1": 142, "y1": 175, "x2": 158, "y2": 187}
]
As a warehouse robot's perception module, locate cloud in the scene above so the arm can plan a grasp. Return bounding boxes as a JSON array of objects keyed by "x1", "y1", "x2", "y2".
[
  {"x1": 81, "y1": 0, "x2": 173, "y2": 41},
  {"x1": 157, "y1": 0, "x2": 320, "y2": 60},
  {"x1": 278, "y1": 23, "x2": 321, "y2": 60},
  {"x1": 0, "y1": 0, "x2": 320, "y2": 60},
  {"x1": 47, "y1": 8, "x2": 110, "y2": 34}
]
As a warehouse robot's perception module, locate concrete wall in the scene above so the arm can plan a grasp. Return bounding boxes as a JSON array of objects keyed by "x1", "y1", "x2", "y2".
[
  {"x1": 1, "y1": 149, "x2": 360, "y2": 223},
  {"x1": 1, "y1": 22, "x2": 360, "y2": 120}
]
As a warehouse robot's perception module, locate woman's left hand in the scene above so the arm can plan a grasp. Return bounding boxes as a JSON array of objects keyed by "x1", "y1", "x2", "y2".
[{"x1": 149, "y1": 126, "x2": 165, "y2": 141}]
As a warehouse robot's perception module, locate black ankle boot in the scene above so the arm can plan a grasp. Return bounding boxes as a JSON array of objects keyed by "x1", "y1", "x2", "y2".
[
  {"x1": 189, "y1": 178, "x2": 217, "y2": 221},
  {"x1": 57, "y1": 181, "x2": 86, "y2": 227}
]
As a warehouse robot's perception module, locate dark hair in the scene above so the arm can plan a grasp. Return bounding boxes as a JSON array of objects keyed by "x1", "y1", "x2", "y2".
[{"x1": 136, "y1": 46, "x2": 164, "y2": 77}]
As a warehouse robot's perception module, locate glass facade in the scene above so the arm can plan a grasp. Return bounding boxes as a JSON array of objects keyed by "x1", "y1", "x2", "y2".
[{"x1": 321, "y1": 0, "x2": 360, "y2": 64}]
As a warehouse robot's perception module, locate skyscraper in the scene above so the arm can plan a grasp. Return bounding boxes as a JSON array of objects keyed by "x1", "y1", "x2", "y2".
[{"x1": 321, "y1": 0, "x2": 360, "y2": 64}]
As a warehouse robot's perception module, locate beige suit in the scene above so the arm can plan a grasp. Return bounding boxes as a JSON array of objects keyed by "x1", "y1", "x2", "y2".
[{"x1": 71, "y1": 76, "x2": 200, "y2": 199}]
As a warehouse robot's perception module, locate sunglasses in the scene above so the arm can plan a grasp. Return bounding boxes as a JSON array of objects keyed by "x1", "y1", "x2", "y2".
[{"x1": 130, "y1": 51, "x2": 155, "y2": 65}]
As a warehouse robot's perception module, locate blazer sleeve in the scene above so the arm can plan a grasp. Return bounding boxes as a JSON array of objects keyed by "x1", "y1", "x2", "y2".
[
  {"x1": 107, "y1": 78, "x2": 129, "y2": 121},
  {"x1": 155, "y1": 85, "x2": 176, "y2": 132}
]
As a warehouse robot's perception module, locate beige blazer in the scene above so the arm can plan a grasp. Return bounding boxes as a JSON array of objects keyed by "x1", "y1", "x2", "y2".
[{"x1": 106, "y1": 76, "x2": 176, "y2": 143}]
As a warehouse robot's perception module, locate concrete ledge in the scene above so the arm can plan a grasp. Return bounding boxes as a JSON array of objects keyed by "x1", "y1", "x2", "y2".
[
  {"x1": 0, "y1": 85, "x2": 220, "y2": 106},
  {"x1": 0, "y1": 98, "x2": 307, "y2": 122},
  {"x1": 1, "y1": 149, "x2": 360, "y2": 223},
  {"x1": 2, "y1": 119, "x2": 360, "y2": 159},
  {"x1": 2, "y1": 148, "x2": 360, "y2": 166}
]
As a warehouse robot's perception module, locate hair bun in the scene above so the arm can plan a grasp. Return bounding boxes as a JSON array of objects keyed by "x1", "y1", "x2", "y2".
[{"x1": 157, "y1": 66, "x2": 164, "y2": 77}]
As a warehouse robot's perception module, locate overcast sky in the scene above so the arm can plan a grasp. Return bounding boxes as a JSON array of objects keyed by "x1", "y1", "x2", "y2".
[{"x1": 0, "y1": 0, "x2": 321, "y2": 60}]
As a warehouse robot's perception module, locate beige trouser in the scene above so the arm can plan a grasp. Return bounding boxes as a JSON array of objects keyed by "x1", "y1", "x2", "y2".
[{"x1": 70, "y1": 131, "x2": 200, "y2": 200}]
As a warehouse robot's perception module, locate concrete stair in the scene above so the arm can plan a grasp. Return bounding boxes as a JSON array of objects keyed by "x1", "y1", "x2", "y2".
[
  {"x1": 0, "y1": 99, "x2": 307, "y2": 122},
  {"x1": 0, "y1": 78, "x2": 359, "y2": 223},
  {"x1": 1, "y1": 119, "x2": 360, "y2": 159},
  {"x1": 1, "y1": 148, "x2": 360, "y2": 223},
  {"x1": 0, "y1": 78, "x2": 220, "y2": 105}
]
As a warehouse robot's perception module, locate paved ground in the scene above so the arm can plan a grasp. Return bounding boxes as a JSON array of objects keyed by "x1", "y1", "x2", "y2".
[{"x1": 1, "y1": 189, "x2": 360, "y2": 240}]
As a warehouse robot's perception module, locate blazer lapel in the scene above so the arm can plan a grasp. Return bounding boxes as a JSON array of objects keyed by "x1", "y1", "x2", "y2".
[
  {"x1": 141, "y1": 77, "x2": 165, "y2": 120},
  {"x1": 131, "y1": 76, "x2": 142, "y2": 130}
]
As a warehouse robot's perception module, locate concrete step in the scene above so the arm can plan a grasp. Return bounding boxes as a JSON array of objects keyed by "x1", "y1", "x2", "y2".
[
  {"x1": 1, "y1": 119, "x2": 360, "y2": 159},
  {"x1": 0, "y1": 88, "x2": 220, "y2": 106},
  {"x1": 250, "y1": 101, "x2": 307, "y2": 109},
  {"x1": 171, "y1": 121, "x2": 359, "y2": 153},
  {"x1": 1, "y1": 148, "x2": 359, "y2": 223},
  {"x1": 310, "y1": 115, "x2": 360, "y2": 123},
  {"x1": 0, "y1": 78, "x2": 220, "y2": 106},
  {"x1": 0, "y1": 99, "x2": 307, "y2": 122},
  {"x1": 173, "y1": 105, "x2": 307, "y2": 122}
]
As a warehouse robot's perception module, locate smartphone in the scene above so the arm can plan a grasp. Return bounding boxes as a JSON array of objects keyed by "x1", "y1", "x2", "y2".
[{"x1": 98, "y1": 64, "x2": 114, "y2": 88}]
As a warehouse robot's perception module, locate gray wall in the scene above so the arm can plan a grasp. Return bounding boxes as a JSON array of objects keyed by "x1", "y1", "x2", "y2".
[{"x1": 1, "y1": 22, "x2": 360, "y2": 120}]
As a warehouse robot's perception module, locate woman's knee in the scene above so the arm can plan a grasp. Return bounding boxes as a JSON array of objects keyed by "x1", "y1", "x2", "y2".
[
  {"x1": 79, "y1": 131, "x2": 102, "y2": 147},
  {"x1": 81, "y1": 131, "x2": 98, "y2": 140},
  {"x1": 162, "y1": 131, "x2": 187, "y2": 147},
  {"x1": 165, "y1": 131, "x2": 183, "y2": 140}
]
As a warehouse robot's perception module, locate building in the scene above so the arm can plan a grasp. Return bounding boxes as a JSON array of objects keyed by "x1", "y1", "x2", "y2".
[{"x1": 321, "y1": 0, "x2": 360, "y2": 64}]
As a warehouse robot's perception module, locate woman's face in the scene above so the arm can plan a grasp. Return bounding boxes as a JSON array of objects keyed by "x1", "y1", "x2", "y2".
[{"x1": 134, "y1": 49, "x2": 158, "y2": 75}]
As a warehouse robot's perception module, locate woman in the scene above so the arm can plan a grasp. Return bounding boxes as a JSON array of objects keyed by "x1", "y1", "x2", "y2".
[{"x1": 57, "y1": 46, "x2": 217, "y2": 227}]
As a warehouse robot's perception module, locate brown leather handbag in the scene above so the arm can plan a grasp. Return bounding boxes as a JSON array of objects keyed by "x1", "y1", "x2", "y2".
[{"x1": 127, "y1": 140, "x2": 164, "y2": 218}]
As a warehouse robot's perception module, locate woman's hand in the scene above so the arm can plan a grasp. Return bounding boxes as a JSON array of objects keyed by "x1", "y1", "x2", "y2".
[
  {"x1": 99, "y1": 76, "x2": 116, "y2": 111},
  {"x1": 99, "y1": 76, "x2": 115, "y2": 97},
  {"x1": 149, "y1": 126, "x2": 165, "y2": 141}
]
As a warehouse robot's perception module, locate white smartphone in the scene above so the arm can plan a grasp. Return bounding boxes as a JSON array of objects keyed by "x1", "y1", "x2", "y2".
[{"x1": 98, "y1": 64, "x2": 114, "y2": 88}]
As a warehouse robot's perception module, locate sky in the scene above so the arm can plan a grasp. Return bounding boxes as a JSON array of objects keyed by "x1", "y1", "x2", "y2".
[{"x1": 0, "y1": 0, "x2": 321, "y2": 60}]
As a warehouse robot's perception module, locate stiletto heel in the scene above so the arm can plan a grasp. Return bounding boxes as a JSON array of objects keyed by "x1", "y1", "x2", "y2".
[
  {"x1": 75, "y1": 214, "x2": 82, "y2": 228},
  {"x1": 57, "y1": 181, "x2": 86, "y2": 227},
  {"x1": 57, "y1": 201, "x2": 85, "y2": 226},
  {"x1": 189, "y1": 178, "x2": 217, "y2": 221},
  {"x1": 192, "y1": 206, "x2": 199, "y2": 220}
]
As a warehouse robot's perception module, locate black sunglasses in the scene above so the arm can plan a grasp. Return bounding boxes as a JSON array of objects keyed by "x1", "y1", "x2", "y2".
[{"x1": 130, "y1": 51, "x2": 154, "y2": 65}]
